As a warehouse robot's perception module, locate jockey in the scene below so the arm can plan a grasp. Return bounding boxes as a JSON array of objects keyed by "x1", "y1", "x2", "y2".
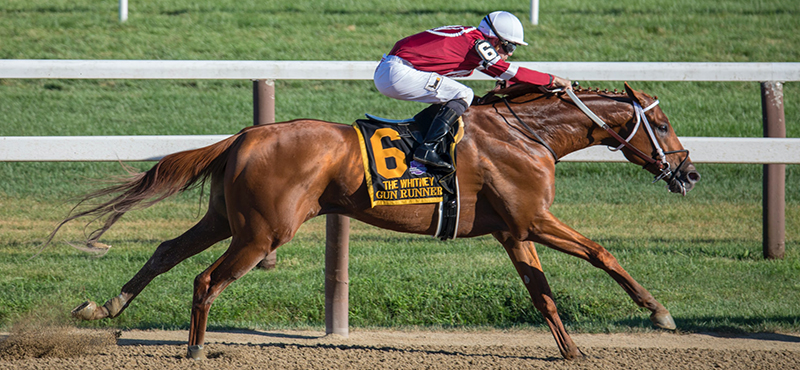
[{"x1": 374, "y1": 11, "x2": 572, "y2": 171}]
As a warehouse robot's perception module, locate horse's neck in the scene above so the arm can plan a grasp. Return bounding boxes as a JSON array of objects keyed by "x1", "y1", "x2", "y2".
[
  {"x1": 468, "y1": 92, "x2": 635, "y2": 159},
  {"x1": 553, "y1": 92, "x2": 635, "y2": 156}
]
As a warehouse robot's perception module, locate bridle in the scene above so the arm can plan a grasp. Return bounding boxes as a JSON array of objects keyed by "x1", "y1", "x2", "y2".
[
  {"x1": 564, "y1": 89, "x2": 690, "y2": 186},
  {"x1": 496, "y1": 88, "x2": 690, "y2": 190}
]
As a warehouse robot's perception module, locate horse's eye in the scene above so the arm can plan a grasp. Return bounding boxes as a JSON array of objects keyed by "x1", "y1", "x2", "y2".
[{"x1": 657, "y1": 124, "x2": 668, "y2": 133}]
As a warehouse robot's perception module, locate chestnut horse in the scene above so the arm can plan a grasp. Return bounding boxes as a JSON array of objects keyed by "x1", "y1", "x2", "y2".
[{"x1": 61, "y1": 83, "x2": 699, "y2": 360}]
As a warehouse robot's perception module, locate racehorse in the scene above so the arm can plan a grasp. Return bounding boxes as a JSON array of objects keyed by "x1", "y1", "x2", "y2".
[{"x1": 59, "y1": 83, "x2": 699, "y2": 360}]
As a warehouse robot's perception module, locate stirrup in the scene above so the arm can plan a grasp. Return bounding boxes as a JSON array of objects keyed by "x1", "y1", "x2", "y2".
[{"x1": 413, "y1": 146, "x2": 453, "y2": 171}]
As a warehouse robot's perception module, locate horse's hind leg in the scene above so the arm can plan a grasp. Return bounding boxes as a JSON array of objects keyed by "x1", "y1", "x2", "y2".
[
  {"x1": 72, "y1": 209, "x2": 232, "y2": 321},
  {"x1": 530, "y1": 211, "x2": 676, "y2": 330},
  {"x1": 186, "y1": 234, "x2": 277, "y2": 359},
  {"x1": 493, "y1": 232, "x2": 582, "y2": 360}
]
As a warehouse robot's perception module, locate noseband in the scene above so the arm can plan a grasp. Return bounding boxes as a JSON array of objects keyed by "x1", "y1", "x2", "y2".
[{"x1": 565, "y1": 89, "x2": 690, "y2": 185}]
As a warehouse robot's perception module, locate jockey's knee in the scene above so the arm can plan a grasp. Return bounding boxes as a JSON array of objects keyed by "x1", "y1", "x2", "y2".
[
  {"x1": 445, "y1": 99, "x2": 470, "y2": 116},
  {"x1": 451, "y1": 89, "x2": 474, "y2": 111}
]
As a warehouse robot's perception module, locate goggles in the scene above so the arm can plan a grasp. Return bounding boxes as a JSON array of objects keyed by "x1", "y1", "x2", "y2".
[{"x1": 500, "y1": 41, "x2": 517, "y2": 54}]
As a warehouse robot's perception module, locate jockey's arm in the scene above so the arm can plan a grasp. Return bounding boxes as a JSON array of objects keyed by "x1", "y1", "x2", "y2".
[
  {"x1": 479, "y1": 58, "x2": 571, "y2": 90},
  {"x1": 509, "y1": 66, "x2": 572, "y2": 90}
]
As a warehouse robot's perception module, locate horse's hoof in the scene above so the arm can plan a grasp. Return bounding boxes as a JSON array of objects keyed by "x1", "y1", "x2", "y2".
[
  {"x1": 187, "y1": 345, "x2": 206, "y2": 360},
  {"x1": 650, "y1": 311, "x2": 677, "y2": 330},
  {"x1": 562, "y1": 348, "x2": 584, "y2": 361},
  {"x1": 103, "y1": 295, "x2": 125, "y2": 318},
  {"x1": 71, "y1": 301, "x2": 98, "y2": 320}
]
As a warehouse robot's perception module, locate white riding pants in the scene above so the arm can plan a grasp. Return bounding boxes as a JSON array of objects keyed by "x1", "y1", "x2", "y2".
[{"x1": 373, "y1": 55, "x2": 474, "y2": 108}]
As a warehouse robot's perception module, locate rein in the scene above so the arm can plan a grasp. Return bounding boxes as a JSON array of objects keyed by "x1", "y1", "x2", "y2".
[
  {"x1": 500, "y1": 97, "x2": 560, "y2": 162},
  {"x1": 564, "y1": 89, "x2": 689, "y2": 185}
]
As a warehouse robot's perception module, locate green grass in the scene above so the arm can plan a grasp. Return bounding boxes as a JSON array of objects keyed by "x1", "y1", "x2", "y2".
[
  {"x1": 0, "y1": 0, "x2": 798, "y2": 334},
  {"x1": 1, "y1": 199, "x2": 797, "y2": 333}
]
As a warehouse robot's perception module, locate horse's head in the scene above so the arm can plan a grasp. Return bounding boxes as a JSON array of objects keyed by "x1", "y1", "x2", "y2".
[
  {"x1": 615, "y1": 83, "x2": 701, "y2": 195},
  {"x1": 473, "y1": 82, "x2": 700, "y2": 195}
]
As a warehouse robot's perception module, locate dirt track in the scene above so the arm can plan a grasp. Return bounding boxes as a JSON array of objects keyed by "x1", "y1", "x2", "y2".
[{"x1": 2, "y1": 328, "x2": 799, "y2": 369}]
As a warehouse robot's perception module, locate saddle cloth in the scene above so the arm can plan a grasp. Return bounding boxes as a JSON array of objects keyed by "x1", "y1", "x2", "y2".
[{"x1": 352, "y1": 109, "x2": 464, "y2": 240}]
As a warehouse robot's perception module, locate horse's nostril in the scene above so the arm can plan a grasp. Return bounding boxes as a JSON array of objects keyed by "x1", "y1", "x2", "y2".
[{"x1": 687, "y1": 171, "x2": 700, "y2": 183}]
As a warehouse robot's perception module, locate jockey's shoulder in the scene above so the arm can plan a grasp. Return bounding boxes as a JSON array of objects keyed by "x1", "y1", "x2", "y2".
[{"x1": 426, "y1": 25, "x2": 479, "y2": 37}]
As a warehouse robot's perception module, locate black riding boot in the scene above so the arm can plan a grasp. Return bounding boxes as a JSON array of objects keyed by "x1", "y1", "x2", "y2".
[{"x1": 413, "y1": 105, "x2": 459, "y2": 172}]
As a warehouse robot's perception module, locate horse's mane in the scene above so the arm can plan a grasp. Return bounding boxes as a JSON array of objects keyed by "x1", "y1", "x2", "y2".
[{"x1": 475, "y1": 83, "x2": 630, "y2": 106}]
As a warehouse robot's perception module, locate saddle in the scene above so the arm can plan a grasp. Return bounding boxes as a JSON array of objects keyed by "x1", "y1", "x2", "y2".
[
  {"x1": 352, "y1": 105, "x2": 464, "y2": 240},
  {"x1": 363, "y1": 104, "x2": 460, "y2": 150}
]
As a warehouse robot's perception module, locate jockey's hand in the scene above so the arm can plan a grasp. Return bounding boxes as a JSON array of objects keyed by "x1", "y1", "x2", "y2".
[
  {"x1": 490, "y1": 80, "x2": 514, "y2": 93},
  {"x1": 548, "y1": 75, "x2": 573, "y2": 91}
]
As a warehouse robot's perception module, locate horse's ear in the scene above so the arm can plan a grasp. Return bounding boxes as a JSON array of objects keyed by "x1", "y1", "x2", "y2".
[{"x1": 623, "y1": 82, "x2": 646, "y2": 105}]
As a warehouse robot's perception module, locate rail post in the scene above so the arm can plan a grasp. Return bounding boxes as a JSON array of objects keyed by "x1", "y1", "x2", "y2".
[
  {"x1": 252, "y1": 78, "x2": 350, "y2": 333},
  {"x1": 119, "y1": 0, "x2": 128, "y2": 22},
  {"x1": 530, "y1": 0, "x2": 539, "y2": 25},
  {"x1": 253, "y1": 79, "x2": 279, "y2": 269},
  {"x1": 325, "y1": 215, "x2": 350, "y2": 337},
  {"x1": 253, "y1": 79, "x2": 275, "y2": 127},
  {"x1": 760, "y1": 81, "x2": 786, "y2": 260}
]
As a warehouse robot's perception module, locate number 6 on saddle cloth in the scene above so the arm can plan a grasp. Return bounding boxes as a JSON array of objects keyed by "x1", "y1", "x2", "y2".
[{"x1": 352, "y1": 105, "x2": 465, "y2": 240}]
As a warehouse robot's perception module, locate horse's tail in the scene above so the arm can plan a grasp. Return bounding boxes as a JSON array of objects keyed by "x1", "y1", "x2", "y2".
[{"x1": 41, "y1": 130, "x2": 246, "y2": 252}]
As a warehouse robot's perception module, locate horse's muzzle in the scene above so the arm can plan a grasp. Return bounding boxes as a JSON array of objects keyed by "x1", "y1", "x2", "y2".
[{"x1": 667, "y1": 163, "x2": 700, "y2": 196}]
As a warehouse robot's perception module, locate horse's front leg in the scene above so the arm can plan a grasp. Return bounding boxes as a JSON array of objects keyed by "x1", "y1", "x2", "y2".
[
  {"x1": 493, "y1": 232, "x2": 582, "y2": 360},
  {"x1": 528, "y1": 211, "x2": 676, "y2": 330}
]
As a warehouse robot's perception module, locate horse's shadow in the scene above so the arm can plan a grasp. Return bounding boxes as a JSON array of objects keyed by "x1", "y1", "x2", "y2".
[
  {"x1": 116, "y1": 329, "x2": 562, "y2": 362},
  {"x1": 116, "y1": 328, "x2": 321, "y2": 346}
]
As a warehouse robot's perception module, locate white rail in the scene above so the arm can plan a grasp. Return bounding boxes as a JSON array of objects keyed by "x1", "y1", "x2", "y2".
[
  {"x1": 1, "y1": 60, "x2": 798, "y2": 164},
  {"x1": 0, "y1": 135, "x2": 228, "y2": 162},
  {"x1": 564, "y1": 137, "x2": 800, "y2": 164},
  {"x1": 2, "y1": 60, "x2": 799, "y2": 81},
  {"x1": 2, "y1": 135, "x2": 799, "y2": 164}
]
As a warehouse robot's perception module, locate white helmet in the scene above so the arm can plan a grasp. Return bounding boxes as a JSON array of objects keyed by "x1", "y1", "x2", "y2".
[{"x1": 478, "y1": 11, "x2": 528, "y2": 46}]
